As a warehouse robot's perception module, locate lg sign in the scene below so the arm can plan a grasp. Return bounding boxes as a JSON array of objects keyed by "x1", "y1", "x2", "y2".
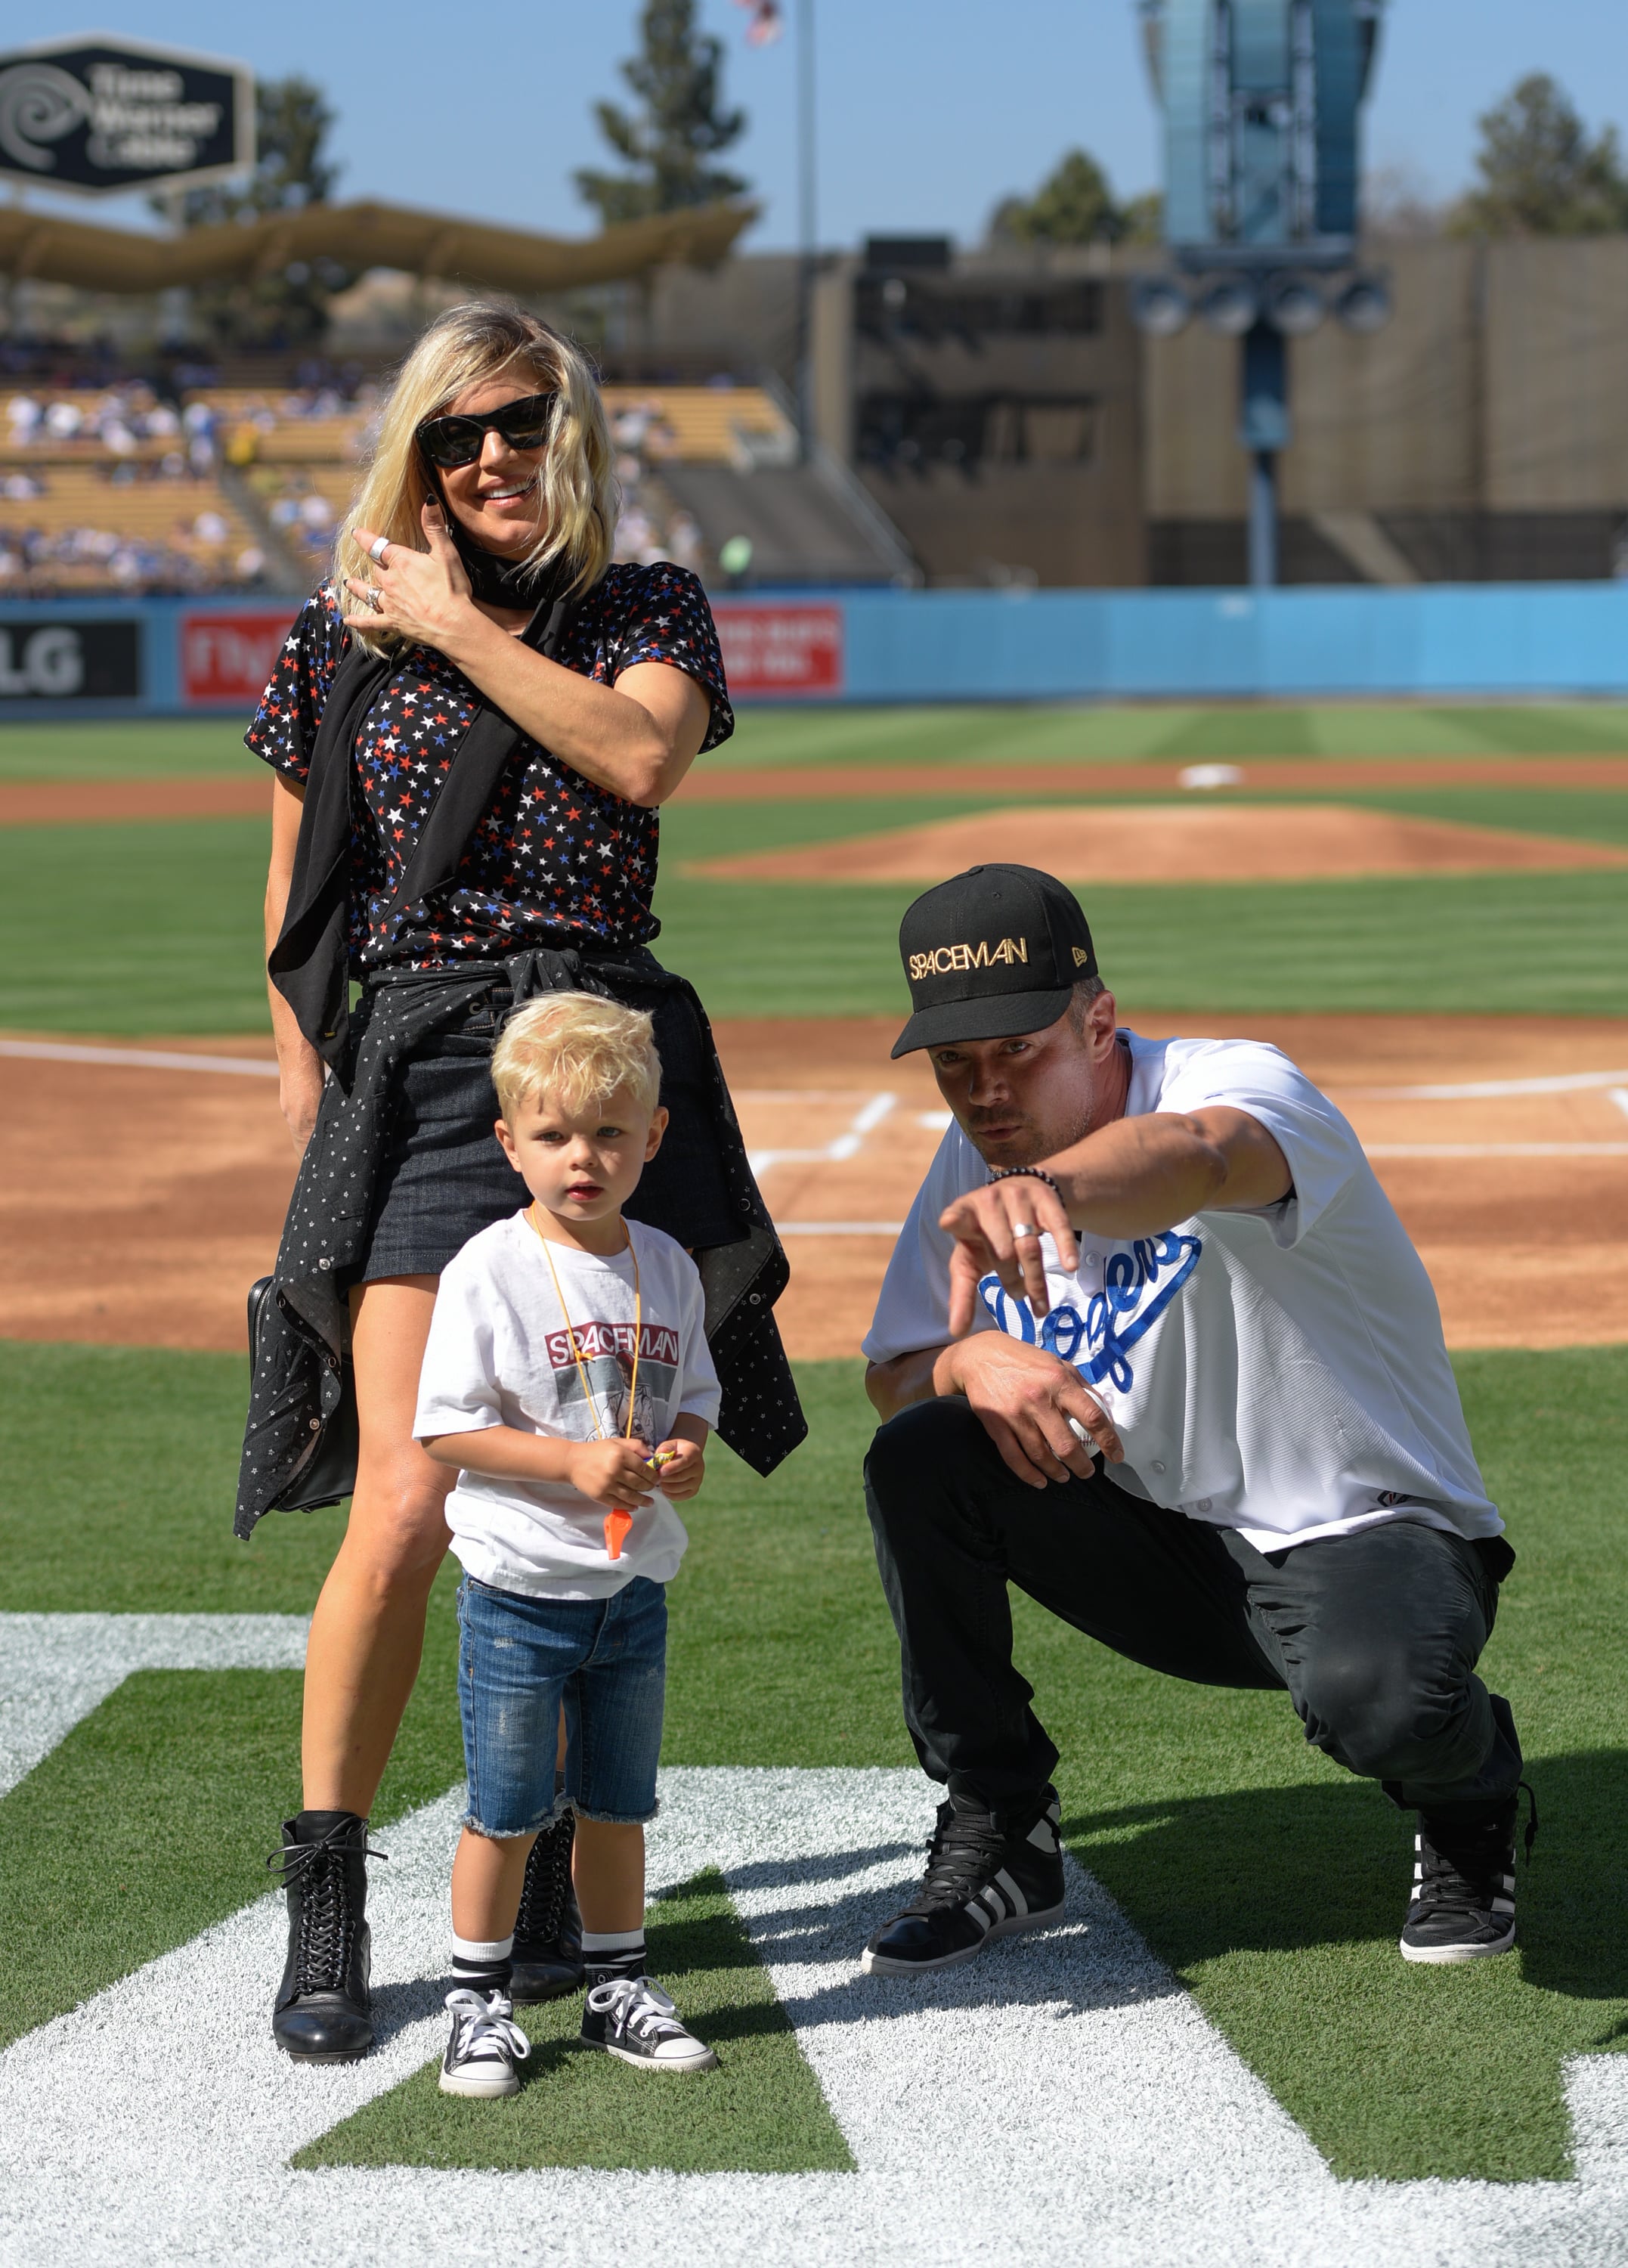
[
  {"x1": 181, "y1": 611, "x2": 296, "y2": 705},
  {"x1": 0, "y1": 620, "x2": 140, "y2": 698}
]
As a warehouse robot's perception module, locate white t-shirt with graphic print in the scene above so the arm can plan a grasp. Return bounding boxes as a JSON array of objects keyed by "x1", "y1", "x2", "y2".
[
  {"x1": 415, "y1": 1213, "x2": 722, "y2": 1600},
  {"x1": 862, "y1": 1030, "x2": 1502, "y2": 1554}
]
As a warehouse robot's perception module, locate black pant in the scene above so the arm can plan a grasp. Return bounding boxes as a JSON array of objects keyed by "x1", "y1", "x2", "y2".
[{"x1": 864, "y1": 1398, "x2": 1521, "y2": 1817}]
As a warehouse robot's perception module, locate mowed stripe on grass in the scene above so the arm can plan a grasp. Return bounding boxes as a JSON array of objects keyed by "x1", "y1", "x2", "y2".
[
  {"x1": 5, "y1": 702, "x2": 1628, "y2": 787},
  {"x1": 3, "y1": 1341, "x2": 1626, "y2": 2183},
  {"x1": 8, "y1": 815, "x2": 1628, "y2": 1030}
]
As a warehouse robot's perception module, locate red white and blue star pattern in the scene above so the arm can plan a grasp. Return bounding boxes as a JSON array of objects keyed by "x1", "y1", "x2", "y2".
[{"x1": 246, "y1": 561, "x2": 733, "y2": 968}]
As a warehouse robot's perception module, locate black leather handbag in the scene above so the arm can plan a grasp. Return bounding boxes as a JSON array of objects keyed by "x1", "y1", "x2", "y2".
[{"x1": 246, "y1": 1275, "x2": 359, "y2": 1512}]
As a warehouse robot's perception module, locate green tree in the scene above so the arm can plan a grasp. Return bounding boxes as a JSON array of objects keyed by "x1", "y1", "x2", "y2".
[
  {"x1": 156, "y1": 76, "x2": 354, "y2": 352},
  {"x1": 989, "y1": 149, "x2": 1126, "y2": 246},
  {"x1": 576, "y1": 0, "x2": 750, "y2": 227},
  {"x1": 1120, "y1": 189, "x2": 1165, "y2": 247},
  {"x1": 1452, "y1": 73, "x2": 1628, "y2": 237}
]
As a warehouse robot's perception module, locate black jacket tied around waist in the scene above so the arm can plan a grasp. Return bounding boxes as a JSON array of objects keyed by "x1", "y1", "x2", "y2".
[{"x1": 237, "y1": 603, "x2": 805, "y2": 1536}]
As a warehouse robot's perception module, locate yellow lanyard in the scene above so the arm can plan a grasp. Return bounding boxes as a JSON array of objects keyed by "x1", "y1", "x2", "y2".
[{"x1": 528, "y1": 1204, "x2": 642, "y2": 1444}]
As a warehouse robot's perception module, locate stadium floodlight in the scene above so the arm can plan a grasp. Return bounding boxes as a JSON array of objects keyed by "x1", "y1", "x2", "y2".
[
  {"x1": 1134, "y1": 1, "x2": 1388, "y2": 586},
  {"x1": 1130, "y1": 274, "x2": 1193, "y2": 336},
  {"x1": 1199, "y1": 276, "x2": 1259, "y2": 335},
  {"x1": 1264, "y1": 274, "x2": 1325, "y2": 334},
  {"x1": 1333, "y1": 272, "x2": 1391, "y2": 332}
]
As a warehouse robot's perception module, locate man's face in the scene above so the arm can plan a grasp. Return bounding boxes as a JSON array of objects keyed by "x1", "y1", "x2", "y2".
[{"x1": 927, "y1": 991, "x2": 1122, "y2": 1168}]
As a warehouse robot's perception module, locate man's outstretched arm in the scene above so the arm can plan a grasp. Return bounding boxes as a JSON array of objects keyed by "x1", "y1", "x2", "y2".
[{"x1": 941, "y1": 1105, "x2": 1291, "y2": 1332}]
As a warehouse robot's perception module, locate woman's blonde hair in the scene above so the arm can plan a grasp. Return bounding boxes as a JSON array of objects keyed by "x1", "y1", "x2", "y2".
[
  {"x1": 491, "y1": 993, "x2": 661, "y2": 1122},
  {"x1": 334, "y1": 302, "x2": 617, "y2": 652}
]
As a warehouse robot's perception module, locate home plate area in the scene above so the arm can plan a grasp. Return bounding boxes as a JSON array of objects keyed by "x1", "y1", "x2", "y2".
[{"x1": 0, "y1": 1622, "x2": 1624, "y2": 2268}]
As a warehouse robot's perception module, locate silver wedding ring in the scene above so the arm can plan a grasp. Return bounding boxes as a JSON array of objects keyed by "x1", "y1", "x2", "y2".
[
  {"x1": 366, "y1": 586, "x2": 383, "y2": 612},
  {"x1": 1011, "y1": 1222, "x2": 1036, "y2": 1239},
  {"x1": 367, "y1": 535, "x2": 391, "y2": 564}
]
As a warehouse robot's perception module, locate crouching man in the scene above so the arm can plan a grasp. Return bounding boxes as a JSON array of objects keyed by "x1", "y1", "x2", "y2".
[{"x1": 859, "y1": 863, "x2": 1529, "y2": 1978}]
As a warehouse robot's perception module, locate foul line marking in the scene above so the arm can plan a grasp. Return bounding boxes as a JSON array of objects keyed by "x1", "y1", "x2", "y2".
[
  {"x1": 0, "y1": 1038, "x2": 278, "y2": 1077},
  {"x1": 1347, "y1": 1067, "x2": 1628, "y2": 1099},
  {"x1": 751, "y1": 1092, "x2": 897, "y2": 1179},
  {"x1": 1364, "y1": 1142, "x2": 1628, "y2": 1158}
]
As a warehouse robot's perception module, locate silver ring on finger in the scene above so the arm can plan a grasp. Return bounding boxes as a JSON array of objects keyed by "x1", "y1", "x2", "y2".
[
  {"x1": 368, "y1": 535, "x2": 391, "y2": 565},
  {"x1": 366, "y1": 586, "x2": 383, "y2": 612},
  {"x1": 1011, "y1": 1221, "x2": 1036, "y2": 1239}
]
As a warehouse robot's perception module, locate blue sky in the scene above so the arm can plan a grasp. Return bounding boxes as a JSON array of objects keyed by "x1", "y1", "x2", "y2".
[{"x1": 11, "y1": 2, "x2": 1628, "y2": 251}]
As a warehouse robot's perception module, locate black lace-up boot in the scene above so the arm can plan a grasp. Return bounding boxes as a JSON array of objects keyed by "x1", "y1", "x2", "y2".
[
  {"x1": 1399, "y1": 1783, "x2": 1537, "y2": 1964},
  {"x1": 862, "y1": 1787, "x2": 1066, "y2": 1975},
  {"x1": 270, "y1": 1810, "x2": 383, "y2": 2060},
  {"x1": 510, "y1": 1811, "x2": 585, "y2": 2004}
]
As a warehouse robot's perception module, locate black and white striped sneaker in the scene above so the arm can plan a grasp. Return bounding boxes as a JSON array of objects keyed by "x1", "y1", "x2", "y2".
[
  {"x1": 1399, "y1": 1786, "x2": 1537, "y2": 1965},
  {"x1": 438, "y1": 1989, "x2": 531, "y2": 2097},
  {"x1": 580, "y1": 1975, "x2": 718, "y2": 2072},
  {"x1": 861, "y1": 1789, "x2": 1066, "y2": 1975}
]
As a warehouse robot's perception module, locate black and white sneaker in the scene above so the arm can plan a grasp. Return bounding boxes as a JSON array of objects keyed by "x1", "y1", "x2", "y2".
[
  {"x1": 1399, "y1": 1786, "x2": 1537, "y2": 1965},
  {"x1": 580, "y1": 1975, "x2": 718, "y2": 2073},
  {"x1": 439, "y1": 1988, "x2": 531, "y2": 2098},
  {"x1": 510, "y1": 1811, "x2": 585, "y2": 2004},
  {"x1": 862, "y1": 1789, "x2": 1066, "y2": 1976}
]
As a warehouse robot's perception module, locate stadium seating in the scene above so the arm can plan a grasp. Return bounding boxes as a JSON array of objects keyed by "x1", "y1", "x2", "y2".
[{"x1": 0, "y1": 378, "x2": 902, "y2": 592}]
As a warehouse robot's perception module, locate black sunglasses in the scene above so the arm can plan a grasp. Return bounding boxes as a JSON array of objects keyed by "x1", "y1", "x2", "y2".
[{"x1": 416, "y1": 390, "x2": 557, "y2": 469}]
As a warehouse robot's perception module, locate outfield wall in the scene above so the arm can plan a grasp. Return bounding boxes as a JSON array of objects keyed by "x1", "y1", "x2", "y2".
[{"x1": 2, "y1": 584, "x2": 1628, "y2": 719}]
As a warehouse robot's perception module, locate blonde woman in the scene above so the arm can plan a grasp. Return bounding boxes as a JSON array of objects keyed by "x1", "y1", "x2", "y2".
[{"x1": 239, "y1": 304, "x2": 802, "y2": 2063}]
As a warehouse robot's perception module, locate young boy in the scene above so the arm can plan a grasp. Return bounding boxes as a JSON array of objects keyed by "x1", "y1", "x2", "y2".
[{"x1": 414, "y1": 993, "x2": 721, "y2": 2096}]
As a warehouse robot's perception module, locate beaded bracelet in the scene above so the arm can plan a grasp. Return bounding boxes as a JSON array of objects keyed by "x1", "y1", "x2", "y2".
[{"x1": 985, "y1": 1165, "x2": 1063, "y2": 1196}]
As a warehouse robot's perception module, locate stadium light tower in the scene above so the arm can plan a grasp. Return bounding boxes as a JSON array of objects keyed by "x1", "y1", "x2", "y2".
[{"x1": 1133, "y1": 0, "x2": 1391, "y2": 586}]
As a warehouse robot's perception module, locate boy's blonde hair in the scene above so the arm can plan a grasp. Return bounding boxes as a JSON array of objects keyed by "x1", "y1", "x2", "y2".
[
  {"x1": 336, "y1": 302, "x2": 617, "y2": 654},
  {"x1": 491, "y1": 993, "x2": 661, "y2": 1122}
]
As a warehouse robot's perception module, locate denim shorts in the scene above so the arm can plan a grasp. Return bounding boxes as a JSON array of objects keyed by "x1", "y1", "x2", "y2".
[{"x1": 457, "y1": 1572, "x2": 667, "y2": 1836}]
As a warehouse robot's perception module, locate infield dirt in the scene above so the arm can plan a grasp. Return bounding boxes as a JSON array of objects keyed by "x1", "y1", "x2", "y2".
[
  {"x1": 5, "y1": 1011, "x2": 1626, "y2": 1360},
  {"x1": 691, "y1": 804, "x2": 1628, "y2": 885}
]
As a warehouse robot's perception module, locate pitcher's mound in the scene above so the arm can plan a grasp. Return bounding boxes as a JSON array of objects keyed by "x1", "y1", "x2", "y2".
[{"x1": 690, "y1": 802, "x2": 1628, "y2": 885}]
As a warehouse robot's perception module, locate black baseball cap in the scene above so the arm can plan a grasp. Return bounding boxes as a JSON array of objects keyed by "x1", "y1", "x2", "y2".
[{"x1": 890, "y1": 864, "x2": 1098, "y2": 1058}]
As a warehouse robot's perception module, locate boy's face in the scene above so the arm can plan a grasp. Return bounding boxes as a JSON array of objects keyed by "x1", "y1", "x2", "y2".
[{"x1": 495, "y1": 1080, "x2": 667, "y2": 1230}]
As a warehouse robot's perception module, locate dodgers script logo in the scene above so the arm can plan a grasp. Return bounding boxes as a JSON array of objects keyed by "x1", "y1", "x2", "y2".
[{"x1": 978, "y1": 1231, "x2": 1203, "y2": 1392}]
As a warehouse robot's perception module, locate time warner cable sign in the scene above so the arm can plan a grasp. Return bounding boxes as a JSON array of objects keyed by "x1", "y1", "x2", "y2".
[{"x1": 0, "y1": 35, "x2": 252, "y2": 194}]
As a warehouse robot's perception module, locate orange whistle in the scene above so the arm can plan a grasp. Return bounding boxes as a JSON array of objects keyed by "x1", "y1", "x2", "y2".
[{"x1": 604, "y1": 1507, "x2": 633, "y2": 1560}]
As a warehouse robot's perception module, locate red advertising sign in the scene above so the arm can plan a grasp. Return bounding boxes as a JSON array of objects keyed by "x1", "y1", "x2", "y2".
[
  {"x1": 181, "y1": 609, "x2": 299, "y2": 706},
  {"x1": 712, "y1": 603, "x2": 843, "y2": 698}
]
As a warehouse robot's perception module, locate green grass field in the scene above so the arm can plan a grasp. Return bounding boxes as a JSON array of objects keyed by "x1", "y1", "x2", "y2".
[
  {"x1": 5, "y1": 699, "x2": 1627, "y2": 782},
  {"x1": 3, "y1": 702, "x2": 1626, "y2": 2203},
  {"x1": 5, "y1": 698, "x2": 1628, "y2": 1032},
  {"x1": 2, "y1": 1340, "x2": 1626, "y2": 2184}
]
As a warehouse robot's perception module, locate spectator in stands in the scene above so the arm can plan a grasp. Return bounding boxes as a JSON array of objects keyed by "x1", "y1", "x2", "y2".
[{"x1": 242, "y1": 301, "x2": 803, "y2": 2068}]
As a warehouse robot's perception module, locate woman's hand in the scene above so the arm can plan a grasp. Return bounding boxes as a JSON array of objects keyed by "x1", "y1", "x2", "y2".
[
  {"x1": 279, "y1": 1054, "x2": 327, "y2": 1157},
  {"x1": 341, "y1": 503, "x2": 481, "y2": 652}
]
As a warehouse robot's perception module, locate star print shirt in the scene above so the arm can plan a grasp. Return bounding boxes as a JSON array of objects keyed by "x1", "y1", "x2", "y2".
[{"x1": 245, "y1": 562, "x2": 733, "y2": 968}]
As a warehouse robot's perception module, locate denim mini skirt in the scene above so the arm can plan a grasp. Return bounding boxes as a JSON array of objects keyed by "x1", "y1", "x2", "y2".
[{"x1": 359, "y1": 965, "x2": 740, "y2": 1284}]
